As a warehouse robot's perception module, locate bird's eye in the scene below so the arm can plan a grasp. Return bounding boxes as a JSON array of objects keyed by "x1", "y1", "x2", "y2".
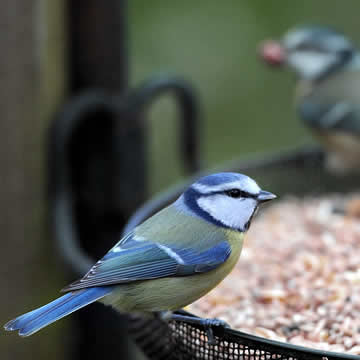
[{"x1": 225, "y1": 189, "x2": 244, "y2": 198}]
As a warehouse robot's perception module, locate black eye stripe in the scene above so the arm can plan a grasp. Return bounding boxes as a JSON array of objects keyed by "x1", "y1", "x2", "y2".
[
  {"x1": 296, "y1": 43, "x2": 321, "y2": 51},
  {"x1": 224, "y1": 189, "x2": 256, "y2": 199},
  {"x1": 198, "y1": 189, "x2": 257, "y2": 199},
  {"x1": 225, "y1": 189, "x2": 242, "y2": 198}
]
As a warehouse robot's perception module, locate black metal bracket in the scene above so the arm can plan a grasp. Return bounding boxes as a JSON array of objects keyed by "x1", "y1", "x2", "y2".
[{"x1": 123, "y1": 75, "x2": 202, "y2": 175}]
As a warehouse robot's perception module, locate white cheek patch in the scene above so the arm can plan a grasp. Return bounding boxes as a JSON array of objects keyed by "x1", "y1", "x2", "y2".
[
  {"x1": 197, "y1": 195, "x2": 257, "y2": 231},
  {"x1": 288, "y1": 52, "x2": 337, "y2": 79}
]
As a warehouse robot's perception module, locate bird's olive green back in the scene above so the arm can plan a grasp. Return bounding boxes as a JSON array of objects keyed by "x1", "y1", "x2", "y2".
[{"x1": 135, "y1": 204, "x2": 242, "y2": 252}]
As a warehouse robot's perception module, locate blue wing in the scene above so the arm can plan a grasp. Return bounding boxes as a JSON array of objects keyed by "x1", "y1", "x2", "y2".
[
  {"x1": 63, "y1": 234, "x2": 231, "y2": 292},
  {"x1": 297, "y1": 69, "x2": 360, "y2": 134},
  {"x1": 298, "y1": 99, "x2": 360, "y2": 133}
]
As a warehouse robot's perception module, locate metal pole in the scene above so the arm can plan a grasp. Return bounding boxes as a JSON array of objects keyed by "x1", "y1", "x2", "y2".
[
  {"x1": 63, "y1": 1, "x2": 144, "y2": 359},
  {"x1": 68, "y1": 0, "x2": 128, "y2": 91}
]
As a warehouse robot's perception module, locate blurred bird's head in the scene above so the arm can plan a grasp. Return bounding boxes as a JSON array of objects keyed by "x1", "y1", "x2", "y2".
[
  {"x1": 260, "y1": 26, "x2": 358, "y2": 81},
  {"x1": 176, "y1": 172, "x2": 276, "y2": 232}
]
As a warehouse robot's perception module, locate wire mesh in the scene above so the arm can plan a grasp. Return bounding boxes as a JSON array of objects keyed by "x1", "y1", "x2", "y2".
[{"x1": 129, "y1": 312, "x2": 359, "y2": 360}]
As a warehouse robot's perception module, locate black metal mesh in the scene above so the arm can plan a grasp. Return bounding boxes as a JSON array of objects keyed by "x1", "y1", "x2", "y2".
[
  {"x1": 128, "y1": 312, "x2": 359, "y2": 360},
  {"x1": 168, "y1": 321, "x2": 320, "y2": 360}
]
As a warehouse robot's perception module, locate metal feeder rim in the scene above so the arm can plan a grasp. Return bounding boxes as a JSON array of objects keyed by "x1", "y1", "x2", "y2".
[{"x1": 173, "y1": 310, "x2": 360, "y2": 360}]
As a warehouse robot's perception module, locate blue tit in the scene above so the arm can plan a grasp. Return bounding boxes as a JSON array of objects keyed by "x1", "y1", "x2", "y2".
[
  {"x1": 4, "y1": 172, "x2": 275, "y2": 340},
  {"x1": 261, "y1": 25, "x2": 360, "y2": 173}
]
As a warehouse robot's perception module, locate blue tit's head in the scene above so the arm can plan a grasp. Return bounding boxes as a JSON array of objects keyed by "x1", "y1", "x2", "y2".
[
  {"x1": 283, "y1": 26, "x2": 356, "y2": 80},
  {"x1": 176, "y1": 172, "x2": 276, "y2": 232},
  {"x1": 261, "y1": 25, "x2": 357, "y2": 81}
]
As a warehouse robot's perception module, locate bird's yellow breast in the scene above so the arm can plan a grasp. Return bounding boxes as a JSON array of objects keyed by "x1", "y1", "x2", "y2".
[{"x1": 103, "y1": 229, "x2": 245, "y2": 313}]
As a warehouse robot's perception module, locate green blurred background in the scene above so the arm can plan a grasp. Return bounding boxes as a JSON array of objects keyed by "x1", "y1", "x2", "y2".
[
  {"x1": 129, "y1": 0, "x2": 360, "y2": 193},
  {"x1": 2, "y1": 1, "x2": 360, "y2": 359}
]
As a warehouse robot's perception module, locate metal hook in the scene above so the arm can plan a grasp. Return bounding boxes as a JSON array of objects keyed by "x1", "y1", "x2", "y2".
[{"x1": 123, "y1": 74, "x2": 202, "y2": 175}]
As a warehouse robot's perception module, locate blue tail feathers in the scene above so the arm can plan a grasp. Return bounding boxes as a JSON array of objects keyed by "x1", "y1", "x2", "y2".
[{"x1": 4, "y1": 287, "x2": 112, "y2": 336}]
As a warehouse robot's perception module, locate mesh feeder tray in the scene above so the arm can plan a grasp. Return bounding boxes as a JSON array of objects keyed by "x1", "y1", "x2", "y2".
[{"x1": 125, "y1": 146, "x2": 360, "y2": 360}]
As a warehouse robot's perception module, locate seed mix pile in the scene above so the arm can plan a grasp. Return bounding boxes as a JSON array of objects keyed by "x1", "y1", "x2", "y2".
[{"x1": 188, "y1": 195, "x2": 360, "y2": 355}]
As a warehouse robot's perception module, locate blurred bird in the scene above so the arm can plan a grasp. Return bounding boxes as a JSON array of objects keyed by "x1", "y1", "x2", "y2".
[
  {"x1": 260, "y1": 25, "x2": 360, "y2": 173},
  {"x1": 4, "y1": 172, "x2": 275, "y2": 343}
]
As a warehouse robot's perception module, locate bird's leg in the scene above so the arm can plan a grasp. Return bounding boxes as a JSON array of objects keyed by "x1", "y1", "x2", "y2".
[{"x1": 158, "y1": 311, "x2": 229, "y2": 345}]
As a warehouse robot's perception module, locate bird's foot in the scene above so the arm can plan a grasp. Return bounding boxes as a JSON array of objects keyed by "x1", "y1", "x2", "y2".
[
  {"x1": 160, "y1": 312, "x2": 229, "y2": 345},
  {"x1": 200, "y1": 318, "x2": 230, "y2": 345}
]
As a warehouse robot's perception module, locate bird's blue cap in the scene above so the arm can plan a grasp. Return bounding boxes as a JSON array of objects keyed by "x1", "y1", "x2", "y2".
[{"x1": 197, "y1": 172, "x2": 251, "y2": 187}]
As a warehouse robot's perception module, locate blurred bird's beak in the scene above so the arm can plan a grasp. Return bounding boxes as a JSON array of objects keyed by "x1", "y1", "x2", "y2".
[
  {"x1": 258, "y1": 40, "x2": 286, "y2": 67},
  {"x1": 257, "y1": 190, "x2": 277, "y2": 203}
]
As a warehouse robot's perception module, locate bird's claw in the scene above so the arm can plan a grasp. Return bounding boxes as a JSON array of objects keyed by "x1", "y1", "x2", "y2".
[
  {"x1": 202, "y1": 318, "x2": 229, "y2": 345},
  {"x1": 160, "y1": 312, "x2": 229, "y2": 345}
]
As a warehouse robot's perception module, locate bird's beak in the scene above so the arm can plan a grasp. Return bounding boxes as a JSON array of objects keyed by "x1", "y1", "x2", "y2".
[{"x1": 257, "y1": 190, "x2": 277, "y2": 203}]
